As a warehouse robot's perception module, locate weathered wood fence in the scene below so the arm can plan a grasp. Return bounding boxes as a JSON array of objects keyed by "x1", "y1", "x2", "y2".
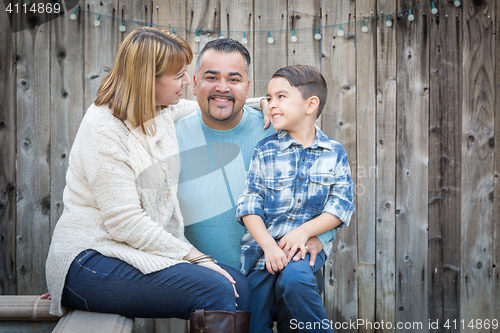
[{"x1": 0, "y1": 0, "x2": 499, "y2": 332}]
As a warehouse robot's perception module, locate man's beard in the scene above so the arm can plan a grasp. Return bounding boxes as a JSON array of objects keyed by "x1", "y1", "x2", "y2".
[{"x1": 207, "y1": 95, "x2": 236, "y2": 122}]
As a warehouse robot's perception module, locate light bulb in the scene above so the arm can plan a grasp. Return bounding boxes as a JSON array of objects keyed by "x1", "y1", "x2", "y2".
[
  {"x1": 337, "y1": 26, "x2": 344, "y2": 36},
  {"x1": 69, "y1": 9, "x2": 77, "y2": 20},
  {"x1": 194, "y1": 35, "x2": 201, "y2": 43},
  {"x1": 267, "y1": 32, "x2": 274, "y2": 44},
  {"x1": 454, "y1": 0, "x2": 460, "y2": 7},
  {"x1": 94, "y1": 18, "x2": 101, "y2": 27},
  {"x1": 361, "y1": 21, "x2": 368, "y2": 33},
  {"x1": 431, "y1": 3, "x2": 438, "y2": 15},
  {"x1": 408, "y1": 10, "x2": 415, "y2": 21},
  {"x1": 290, "y1": 30, "x2": 297, "y2": 42},
  {"x1": 119, "y1": 23, "x2": 126, "y2": 32},
  {"x1": 314, "y1": 28, "x2": 321, "y2": 40},
  {"x1": 385, "y1": 17, "x2": 392, "y2": 27}
]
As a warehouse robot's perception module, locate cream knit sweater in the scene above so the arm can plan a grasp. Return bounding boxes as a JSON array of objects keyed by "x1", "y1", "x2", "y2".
[{"x1": 46, "y1": 101, "x2": 199, "y2": 316}]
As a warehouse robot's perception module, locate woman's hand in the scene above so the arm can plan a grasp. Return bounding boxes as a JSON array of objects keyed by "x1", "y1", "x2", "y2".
[
  {"x1": 278, "y1": 228, "x2": 310, "y2": 262},
  {"x1": 263, "y1": 244, "x2": 288, "y2": 274},
  {"x1": 41, "y1": 292, "x2": 51, "y2": 300},
  {"x1": 197, "y1": 262, "x2": 239, "y2": 298}
]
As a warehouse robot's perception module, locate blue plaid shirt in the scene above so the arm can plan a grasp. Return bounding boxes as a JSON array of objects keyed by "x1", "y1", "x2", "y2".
[{"x1": 236, "y1": 127, "x2": 355, "y2": 275}]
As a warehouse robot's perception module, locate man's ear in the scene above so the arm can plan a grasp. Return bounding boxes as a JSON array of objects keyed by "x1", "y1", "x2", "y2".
[
  {"x1": 192, "y1": 75, "x2": 197, "y2": 96},
  {"x1": 246, "y1": 78, "x2": 251, "y2": 99},
  {"x1": 305, "y1": 96, "x2": 320, "y2": 116}
]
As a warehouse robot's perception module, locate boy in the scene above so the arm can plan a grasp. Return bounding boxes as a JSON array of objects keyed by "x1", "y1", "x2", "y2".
[{"x1": 236, "y1": 65, "x2": 355, "y2": 333}]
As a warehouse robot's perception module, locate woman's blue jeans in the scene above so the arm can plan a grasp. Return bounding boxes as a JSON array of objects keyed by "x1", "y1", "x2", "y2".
[{"x1": 61, "y1": 250, "x2": 251, "y2": 319}]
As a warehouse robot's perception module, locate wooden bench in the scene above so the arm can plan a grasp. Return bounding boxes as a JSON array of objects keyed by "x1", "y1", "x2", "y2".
[{"x1": 0, "y1": 296, "x2": 134, "y2": 333}]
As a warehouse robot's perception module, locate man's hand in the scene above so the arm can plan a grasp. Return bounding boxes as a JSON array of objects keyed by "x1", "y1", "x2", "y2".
[
  {"x1": 293, "y1": 236, "x2": 323, "y2": 266},
  {"x1": 41, "y1": 292, "x2": 51, "y2": 300}
]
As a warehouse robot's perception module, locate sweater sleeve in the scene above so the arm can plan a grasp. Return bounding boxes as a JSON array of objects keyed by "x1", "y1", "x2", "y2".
[
  {"x1": 170, "y1": 99, "x2": 199, "y2": 122},
  {"x1": 80, "y1": 122, "x2": 193, "y2": 260}
]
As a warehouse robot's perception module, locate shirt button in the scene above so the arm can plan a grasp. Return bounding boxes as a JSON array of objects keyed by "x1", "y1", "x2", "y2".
[
  {"x1": 298, "y1": 199, "x2": 301, "y2": 203},
  {"x1": 300, "y1": 177, "x2": 304, "y2": 181},
  {"x1": 324, "y1": 178, "x2": 328, "y2": 182},
  {"x1": 289, "y1": 217, "x2": 293, "y2": 222},
  {"x1": 278, "y1": 182, "x2": 282, "y2": 186},
  {"x1": 302, "y1": 157, "x2": 305, "y2": 161}
]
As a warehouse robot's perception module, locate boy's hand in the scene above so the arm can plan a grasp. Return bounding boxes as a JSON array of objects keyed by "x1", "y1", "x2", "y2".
[
  {"x1": 263, "y1": 244, "x2": 288, "y2": 274},
  {"x1": 278, "y1": 228, "x2": 310, "y2": 262}
]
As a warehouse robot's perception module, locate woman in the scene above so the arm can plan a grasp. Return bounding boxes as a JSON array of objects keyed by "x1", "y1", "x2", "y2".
[{"x1": 45, "y1": 27, "x2": 251, "y2": 333}]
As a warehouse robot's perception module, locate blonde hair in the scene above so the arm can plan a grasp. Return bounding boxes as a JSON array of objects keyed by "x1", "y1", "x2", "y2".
[{"x1": 95, "y1": 27, "x2": 193, "y2": 135}]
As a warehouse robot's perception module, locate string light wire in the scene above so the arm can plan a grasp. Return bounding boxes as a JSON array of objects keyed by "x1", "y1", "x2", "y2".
[{"x1": 65, "y1": 0, "x2": 443, "y2": 40}]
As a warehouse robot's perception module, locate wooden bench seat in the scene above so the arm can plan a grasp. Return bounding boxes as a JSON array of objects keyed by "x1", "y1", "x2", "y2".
[{"x1": 0, "y1": 296, "x2": 134, "y2": 333}]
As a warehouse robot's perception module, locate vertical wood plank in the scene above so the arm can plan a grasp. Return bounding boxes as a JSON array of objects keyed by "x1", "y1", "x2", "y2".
[
  {"x1": 0, "y1": 0, "x2": 17, "y2": 296},
  {"x1": 84, "y1": 0, "x2": 121, "y2": 108},
  {"x1": 186, "y1": 0, "x2": 220, "y2": 101},
  {"x1": 460, "y1": 0, "x2": 495, "y2": 327},
  {"x1": 253, "y1": 0, "x2": 288, "y2": 97},
  {"x1": 220, "y1": 0, "x2": 254, "y2": 97},
  {"x1": 356, "y1": 0, "x2": 377, "y2": 331},
  {"x1": 396, "y1": 0, "x2": 429, "y2": 331},
  {"x1": 49, "y1": 2, "x2": 86, "y2": 237},
  {"x1": 15, "y1": 10, "x2": 52, "y2": 295},
  {"x1": 153, "y1": 0, "x2": 189, "y2": 104},
  {"x1": 428, "y1": 2, "x2": 462, "y2": 331},
  {"x1": 494, "y1": 0, "x2": 500, "y2": 324},
  {"x1": 375, "y1": 0, "x2": 397, "y2": 331},
  {"x1": 321, "y1": 0, "x2": 358, "y2": 329},
  {"x1": 287, "y1": 0, "x2": 321, "y2": 68}
]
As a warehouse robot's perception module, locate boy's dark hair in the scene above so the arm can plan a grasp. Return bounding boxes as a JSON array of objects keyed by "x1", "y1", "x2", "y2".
[
  {"x1": 195, "y1": 38, "x2": 251, "y2": 77},
  {"x1": 272, "y1": 65, "x2": 327, "y2": 118}
]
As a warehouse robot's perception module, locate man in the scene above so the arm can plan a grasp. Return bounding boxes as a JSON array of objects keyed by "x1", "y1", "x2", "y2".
[{"x1": 175, "y1": 38, "x2": 336, "y2": 332}]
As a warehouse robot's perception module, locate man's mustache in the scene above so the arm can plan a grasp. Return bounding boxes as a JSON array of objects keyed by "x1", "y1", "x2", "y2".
[{"x1": 208, "y1": 94, "x2": 235, "y2": 102}]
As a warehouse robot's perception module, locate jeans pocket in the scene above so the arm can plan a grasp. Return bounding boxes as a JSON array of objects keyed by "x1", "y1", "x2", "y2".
[{"x1": 62, "y1": 284, "x2": 91, "y2": 311}]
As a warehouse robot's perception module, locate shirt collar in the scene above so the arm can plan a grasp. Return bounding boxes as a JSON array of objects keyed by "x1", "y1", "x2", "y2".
[{"x1": 277, "y1": 125, "x2": 333, "y2": 151}]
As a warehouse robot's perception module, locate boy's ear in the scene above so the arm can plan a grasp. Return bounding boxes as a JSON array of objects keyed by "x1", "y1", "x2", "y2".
[{"x1": 305, "y1": 96, "x2": 320, "y2": 116}]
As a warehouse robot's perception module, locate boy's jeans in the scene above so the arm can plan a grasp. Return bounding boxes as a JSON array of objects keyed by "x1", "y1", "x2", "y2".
[
  {"x1": 247, "y1": 251, "x2": 333, "y2": 333},
  {"x1": 61, "y1": 250, "x2": 251, "y2": 318}
]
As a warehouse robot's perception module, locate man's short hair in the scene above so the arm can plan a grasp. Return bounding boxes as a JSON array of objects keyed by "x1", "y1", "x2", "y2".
[
  {"x1": 195, "y1": 38, "x2": 251, "y2": 78},
  {"x1": 272, "y1": 65, "x2": 327, "y2": 118}
]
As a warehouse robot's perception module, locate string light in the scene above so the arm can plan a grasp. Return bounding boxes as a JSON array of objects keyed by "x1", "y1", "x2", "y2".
[
  {"x1": 69, "y1": 8, "x2": 77, "y2": 20},
  {"x1": 119, "y1": 19, "x2": 126, "y2": 32},
  {"x1": 267, "y1": 32, "x2": 274, "y2": 44},
  {"x1": 93, "y1": 15, "x2": 101, "y2": 27},
  {"x1": 454, "y1": 0, "x2": 460, "y2": 7},
  {"x1": 337, "y1": 25, "x2": 344, "y2": 37},
  {"x1": 431, "y1": 2, "x2": 438, "y2": 15},
  {"x1": 408, "y1": 10, "x2": 415, "y2": 21},
  {"x1": 361, "y1": 20, "x2": 368, "y2": 33},
  {"x1": 65, "y1": 1, "x2": 445, "y2": 42},
  {"x1": 314, "y1": 27, "x2": 321, "y2": 40},
  {"x1": 385, "y1": 15, "x2": 392, "y2": 27}
]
